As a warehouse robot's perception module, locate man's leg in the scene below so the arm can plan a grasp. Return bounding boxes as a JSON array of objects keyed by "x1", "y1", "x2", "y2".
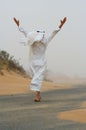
[{"x1": 30, "y1": 64, "x2": 46, "y2": 102}]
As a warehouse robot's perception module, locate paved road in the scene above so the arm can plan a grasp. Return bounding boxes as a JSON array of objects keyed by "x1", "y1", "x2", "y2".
[{"x1": 0, "y1": 84, "x2": 86, "y2": 130}]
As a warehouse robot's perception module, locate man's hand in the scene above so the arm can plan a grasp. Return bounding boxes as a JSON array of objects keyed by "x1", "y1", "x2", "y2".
[
  {"x1": 13, "y1": 17, "x2": 20, "y2": 26},
  {"x1": 58, "y1": 17, "x2": 67, "y2": 29}
]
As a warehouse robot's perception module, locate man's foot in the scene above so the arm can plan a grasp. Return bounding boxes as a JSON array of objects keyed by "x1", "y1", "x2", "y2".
[
  {"x1": 34, "y1": 98, "x2": 41, "y2": 102},
  {"x1": 34, "y1": 91, "x2": 41, "y2": 102}
]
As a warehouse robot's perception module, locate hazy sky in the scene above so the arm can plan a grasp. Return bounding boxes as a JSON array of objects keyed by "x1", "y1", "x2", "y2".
[{"x1": 0, "y1": 0, "x2": 86, "y2": 77}]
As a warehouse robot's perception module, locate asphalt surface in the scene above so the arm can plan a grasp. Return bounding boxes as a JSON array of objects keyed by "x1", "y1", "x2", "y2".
[{"x1": 0, "y1": 84, "x2": 86, "y2": 130}]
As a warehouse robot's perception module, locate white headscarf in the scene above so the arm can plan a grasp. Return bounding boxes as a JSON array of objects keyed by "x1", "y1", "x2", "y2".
[
  {"x1": 20, "y1": 30, "x2": 45, "y2": 59},
  {"x1": 27, "y1": 31, "x2": 45, "y2": 45},
  {"x1": 20, "y1": 30, "x2": 45, "y2": 45}
]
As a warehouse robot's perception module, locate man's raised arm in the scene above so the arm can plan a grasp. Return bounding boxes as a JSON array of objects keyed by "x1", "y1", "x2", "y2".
[
  {"x1": 46, "y1": 17, "x2": 67, "y2": 43},
  {"x1": 13, "y1": 17, "x2": 28, "y2": 37}
]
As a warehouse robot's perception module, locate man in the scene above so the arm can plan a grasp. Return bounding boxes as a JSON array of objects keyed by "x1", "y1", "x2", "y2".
[{"x1": 13, "y1": 17, "x2": 67, "y2": 102}]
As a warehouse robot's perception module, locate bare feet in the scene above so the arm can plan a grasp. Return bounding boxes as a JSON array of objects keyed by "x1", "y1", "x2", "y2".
[{"x1": 34, "y1": 91, "x2": 41, "y2": 102}]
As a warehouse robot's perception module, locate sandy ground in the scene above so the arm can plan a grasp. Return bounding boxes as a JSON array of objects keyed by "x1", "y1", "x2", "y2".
[
  {"x1": 0, "y1": 70, "x2": 71, "y2": 95},
  {"x1": 59, "y1": 109, "x2": 86, "y2": 123},
  {"x1": 0, "y1": 70, "x2": 86, "y2": 124},
  {"x1": 58, "y1": 101, "x2": 86, "y2": 124}
]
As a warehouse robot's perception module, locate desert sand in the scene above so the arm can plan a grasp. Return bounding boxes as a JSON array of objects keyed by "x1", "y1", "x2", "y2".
[
  {"x1": 58, "y1": 101, "x2": 86, "y2": 124},
  {"x1": 0, "y1": 70, "x2": 71, "y2": 95},
  {"x1": 59, "y1": 108, "x2": 86, "y2": 123},
  {"x1": 0, "y1": 70, "x2": 86, "y2": 124}
]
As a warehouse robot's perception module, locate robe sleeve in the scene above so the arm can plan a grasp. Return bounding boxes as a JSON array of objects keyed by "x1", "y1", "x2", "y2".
[
  {"x1": 46, "y1": 28, "x2": 61, "y2": 43},
  {"x1": 18, "y1": 26, "x2": 28, "y2": 37}
]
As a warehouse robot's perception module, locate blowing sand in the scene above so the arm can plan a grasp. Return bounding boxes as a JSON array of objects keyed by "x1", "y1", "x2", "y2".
[
  {"x1": 59, "y1": 109, "x2": 86, "y2": 123},
  {"x1": 0, "y1": 70, "x2": 71, "y2": 96},
  {"x1": 1, "y1": 70, "x2": 86, "y2": 124},
  {"x1": 58, "y1": 101, "x2": 86, "y2": 124}
]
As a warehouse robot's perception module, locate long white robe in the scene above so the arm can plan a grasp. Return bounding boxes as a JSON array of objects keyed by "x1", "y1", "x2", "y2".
[{"x1": 18, "y1": 26, "x2": 60, "y2": 91}]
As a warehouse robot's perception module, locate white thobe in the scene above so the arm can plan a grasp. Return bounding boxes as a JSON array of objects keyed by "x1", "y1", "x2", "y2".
[{"x1": 18, "y1": 26, "x2": 60, "y2": 91}]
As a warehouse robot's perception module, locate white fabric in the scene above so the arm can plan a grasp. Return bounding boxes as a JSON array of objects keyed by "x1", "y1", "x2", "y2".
[
  {"x1": 19, "y1": 26, "x2": 45, "y2": 45},
  {"x1": 18, "y1": 25, "x2": 60, "y2": 91}
]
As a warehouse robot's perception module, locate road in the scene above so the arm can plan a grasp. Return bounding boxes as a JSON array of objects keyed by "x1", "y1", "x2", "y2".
[{"x1": 0, "y1": 84, "x2": 86, "y2": 130}]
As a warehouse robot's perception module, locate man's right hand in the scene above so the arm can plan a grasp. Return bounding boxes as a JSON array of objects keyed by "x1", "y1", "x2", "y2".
[
  {"x1": 58, "y1": 17, "x2": 67, "y2": 29},
  {"x1": 13, "y1": 17, "x2": 19, "y2": 26}
]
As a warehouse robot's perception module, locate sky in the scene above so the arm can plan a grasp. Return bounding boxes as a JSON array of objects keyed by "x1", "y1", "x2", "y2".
[{"x1": 0, "y1": 0, "x2": 86, "y2": 77}]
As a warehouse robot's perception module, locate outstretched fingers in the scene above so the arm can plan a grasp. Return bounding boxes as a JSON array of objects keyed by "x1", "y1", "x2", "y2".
[
  {"x1": 59, "y1": 17, "x2": 67, "y2": 28},
  {"x1": 62, "y1": 17, "x2": 67, "y2": 24},
  {"x1": 13, "y1": 17, "x2": 19, "y2": 26}
]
